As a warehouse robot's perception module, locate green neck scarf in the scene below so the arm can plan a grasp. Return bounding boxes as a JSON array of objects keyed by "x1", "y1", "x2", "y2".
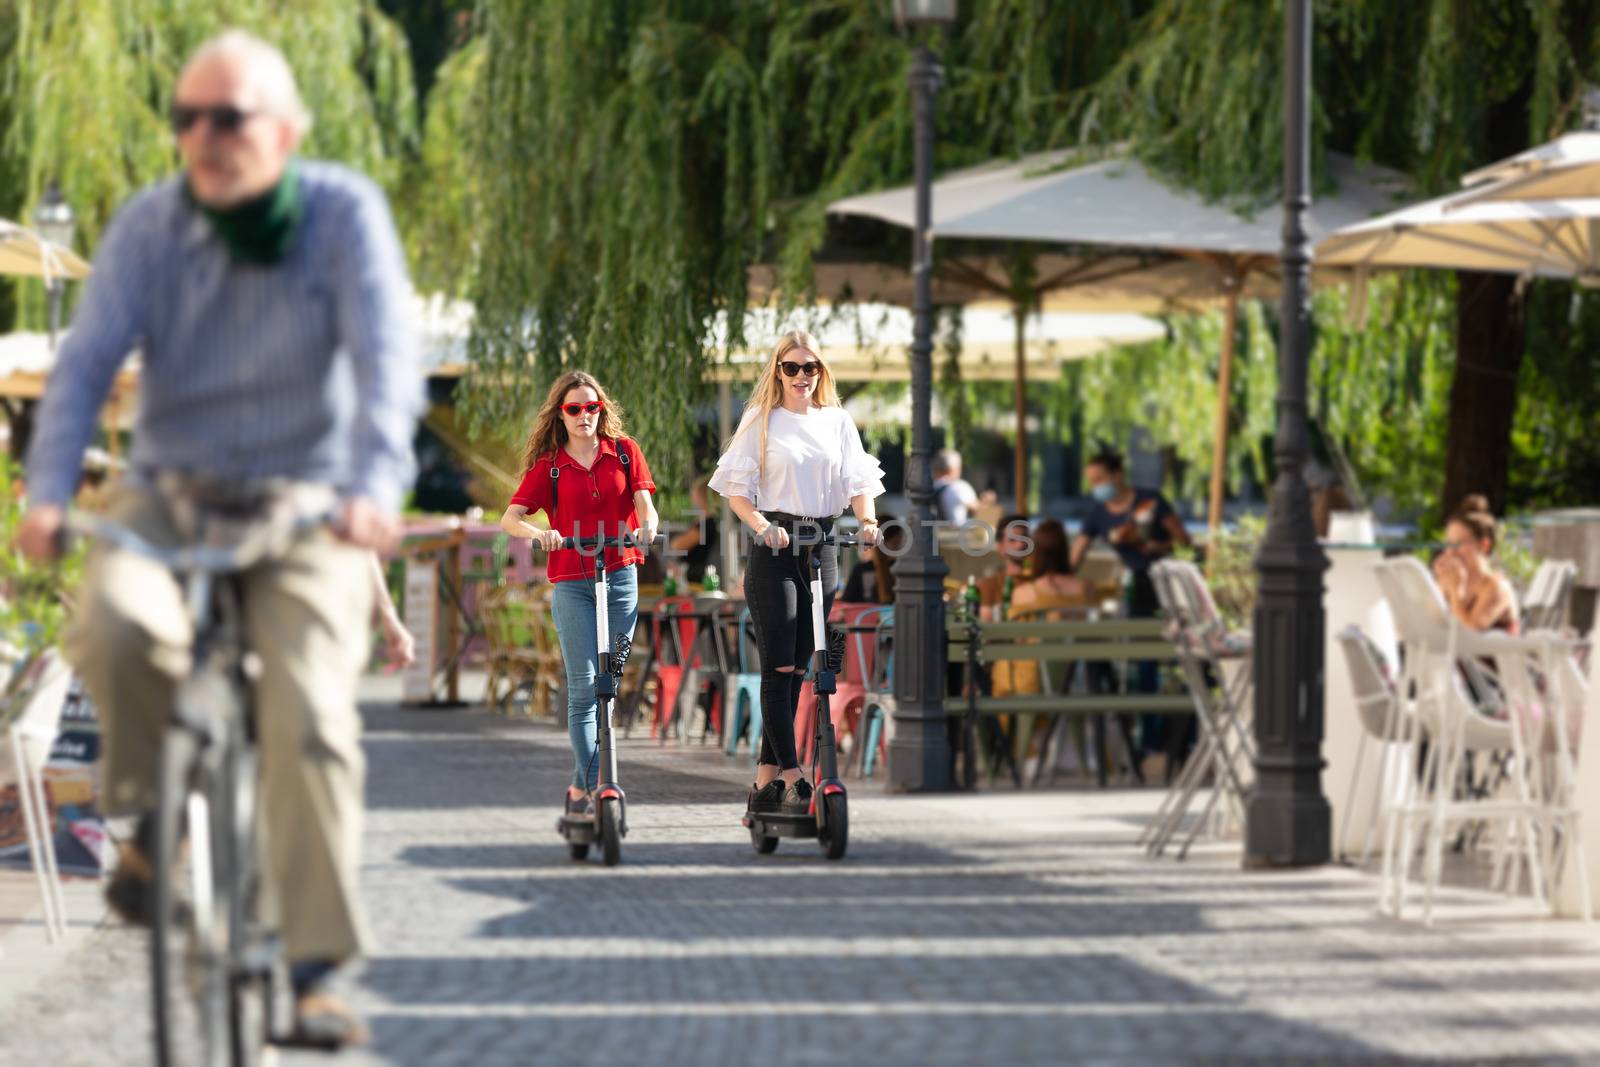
[{"x1": 185, "y1": 161, "x2": 304, "y2": 265}]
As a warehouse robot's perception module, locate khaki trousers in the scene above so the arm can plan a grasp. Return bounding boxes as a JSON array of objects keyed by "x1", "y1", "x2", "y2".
[{"x1": 65, "y1": 485, "x2": 374, "y2": 962}]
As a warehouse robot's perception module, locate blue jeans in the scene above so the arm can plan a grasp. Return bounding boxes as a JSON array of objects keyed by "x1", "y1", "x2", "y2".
[{"x1": 549, "y1": 564, "x2": 639, "y2": 790}]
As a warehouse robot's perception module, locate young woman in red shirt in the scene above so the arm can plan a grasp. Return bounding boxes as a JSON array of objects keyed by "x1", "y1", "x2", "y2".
[{"x1": 501, "y1": 372, "x2": 659, "y2": 816}]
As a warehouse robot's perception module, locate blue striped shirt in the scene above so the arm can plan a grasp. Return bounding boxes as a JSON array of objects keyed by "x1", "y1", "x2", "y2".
[{"x1": 26, "y1": 161, "x2": 423, "y2": 510}]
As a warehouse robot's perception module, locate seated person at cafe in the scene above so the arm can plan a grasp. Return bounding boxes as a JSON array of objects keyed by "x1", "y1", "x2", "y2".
[
  {"x1": 842, "y1": 515, "x2": 905, "y2": 604},
  {"x1": 669, "y1": 475, "x2": 720, "y2": 585},
  {"x1": 977, "y1": 514, "x2": 1031, "y2": 613},
  {"x1": 1433, "y1": 494, "x2": 1519, "y2": 634},
  {"x1": 992, "y1": 519, "x2": 1090, "y2": 697}
]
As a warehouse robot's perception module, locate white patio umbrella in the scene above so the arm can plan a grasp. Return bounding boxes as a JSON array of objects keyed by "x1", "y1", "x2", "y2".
[
  {"x1": 706, "y1": 305, "x2": 1165, "y2": 383},
  {"x1": 1316, "y1": 183, "x2": 1600, "y2": 285},
  {"x1": 0, "y1": 220, "x2": 89, "y2": 281},
  {"x1": 828, "y1": 148, "x2": 1408, "y2": 529},
  {"x1": 1455, "y1": 128, "x2": 1600, "y2": 203}
]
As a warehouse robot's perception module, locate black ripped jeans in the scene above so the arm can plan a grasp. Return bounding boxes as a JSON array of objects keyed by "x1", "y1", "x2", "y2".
[{"x1": 744, "y1": 514, "x2": 838, "y2": 771}]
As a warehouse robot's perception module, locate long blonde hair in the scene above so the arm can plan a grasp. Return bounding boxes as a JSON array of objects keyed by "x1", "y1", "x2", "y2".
[
  {"x1": 520, "y1": 371, "x2": 629, "y2": 473},
  {"x1": 727, "y1": 329, "x2": 841, "y2": 483}
]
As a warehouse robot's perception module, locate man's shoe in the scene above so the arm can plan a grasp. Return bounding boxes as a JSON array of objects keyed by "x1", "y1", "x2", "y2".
[
  {"x1": 105, "y1": 842, "x2": 154, "y2": 927},
  {"x1": 783, "y1": 778, "x2": 814, "y2": 814},
  {"x1": 279, "y1": 992, "x2": 370, "y2": 1050},
  {"x1": 750, "y1": 779, "x2": 786, "y2": 814}
]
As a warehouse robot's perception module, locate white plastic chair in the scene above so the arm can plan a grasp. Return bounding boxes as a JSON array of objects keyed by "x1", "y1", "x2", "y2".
[
  {"x1": 1374, "y1": 557, "x2": 1587, "y2": 923},
  {"x1": 1522, "y1": 559, "x2": 1577, "y2": 634},
  {"x1": 1143, "y1": 560, "x2": 1254, "y2": 859},
  {"x1": 1334, "y1": 625, "x2": 1412, "y2": 866},
  {"x1": 6, "y1": 651, "x2": 74, "y2": 943}
]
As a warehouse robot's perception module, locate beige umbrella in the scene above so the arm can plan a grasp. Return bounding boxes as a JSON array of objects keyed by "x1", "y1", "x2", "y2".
[
  {"x1": 0, "y1": 220, "x2": 90, "y2": 281},
  {"x1": 828, "y1": 149, "x2": 1407, "y2": 528},
  {"x1": 1454, "y1": 128, "x2": 1600, "y2": 203},
  {"x1": 1317, "y1": 184, "x2": 1600, "y2": 284},
  {"x1": 708, "y1": 305, "x2": 1163, "y2": 383}
]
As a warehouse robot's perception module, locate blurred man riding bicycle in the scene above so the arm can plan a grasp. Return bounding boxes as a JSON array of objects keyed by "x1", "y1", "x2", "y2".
[{"x1": 17, "y1": 30, "x2": 423, "y2": 1049}]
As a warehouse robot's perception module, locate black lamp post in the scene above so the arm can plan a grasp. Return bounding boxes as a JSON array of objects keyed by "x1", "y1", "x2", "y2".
[
  {"x1": 1246, "y1": 0, "x2": 1330, "y2": 868},
  {"x1": 888, "y1": 0, "x2": 956, "y2": 793},
  {"x1": 32, "y1": 180, "x2": 76, "y2": 351}
]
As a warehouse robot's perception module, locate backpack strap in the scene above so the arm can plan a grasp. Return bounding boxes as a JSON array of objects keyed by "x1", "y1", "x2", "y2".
[
  {"x1": 549, "y1": 462, "x2": 560, "y2": 512},
  {"x1": 617, "y1": 438, "x2": 634, "y2": 498}
]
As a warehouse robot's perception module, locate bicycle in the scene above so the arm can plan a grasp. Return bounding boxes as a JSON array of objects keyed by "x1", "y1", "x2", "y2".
[{"x1": 70, "y1": 495, "x2": 331, "y2": 1067}]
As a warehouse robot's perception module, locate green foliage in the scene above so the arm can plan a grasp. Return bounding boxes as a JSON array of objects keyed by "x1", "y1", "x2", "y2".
[
  {"x1": 402, "y1": 38, "x2": 483, "y2": 296},
  {"x1": 0, "y1": 456, "x2": 82, "y2": 653},
  {"x1": 1205, "y1": 511, "x2": 1266, "y2": 631},
  {"x1": 0, "y1": 0, "x2": 420, "y2": 329},
  {"x1": 464, "y1": 0, "x2": 1148, "y2": 481}
]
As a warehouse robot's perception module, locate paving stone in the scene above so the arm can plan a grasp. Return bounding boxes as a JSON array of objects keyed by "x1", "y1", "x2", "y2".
[{"x1": 3, "y1": 680, "x2": 1599, "y2": 1065}]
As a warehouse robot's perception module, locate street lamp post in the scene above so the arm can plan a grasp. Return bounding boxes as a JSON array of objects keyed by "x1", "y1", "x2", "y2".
[
  {"x1": 33, "y1": 180, "x2": 76, "y2": 351},
  {"x1": 1246, "y1": 0, "x2": 1330, "y2": 868},
  {"x1": 888, "y1": 0, "x2": 955, "y2": 792}
]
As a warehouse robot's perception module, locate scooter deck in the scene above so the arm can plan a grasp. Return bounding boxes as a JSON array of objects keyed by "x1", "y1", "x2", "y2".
[
  {"x1": 744, "y1": 810, "x2": 817, "y2": 839},
  {"x1": 557, "y1": 814, "x2": 597, "y2": 843}
]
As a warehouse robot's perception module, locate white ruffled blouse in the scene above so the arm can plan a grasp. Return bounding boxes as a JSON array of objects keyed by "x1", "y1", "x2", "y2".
[{"x1": 708, "y1": 404, "x2": 886, "y2": 518}]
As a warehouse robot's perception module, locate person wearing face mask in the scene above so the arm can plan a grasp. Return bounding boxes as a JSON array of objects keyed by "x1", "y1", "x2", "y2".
[
  {"x1": 1071, "y1": 449, "x2": 1190, "y2": 773},
  {"x1": 501, "y1": 372, "x2": 660, "y2": 818}
]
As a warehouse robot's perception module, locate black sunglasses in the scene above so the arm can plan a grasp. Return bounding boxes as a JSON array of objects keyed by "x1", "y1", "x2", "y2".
[
  {"x1": 170, "y1": 104, "x2": 258, "y2": 135},
  {"x1": 780, "y1": 360, "x2": 821, "y2": 378},
  {"x1": 562, "y1": 401, "x2": 604, "y2": 416}
]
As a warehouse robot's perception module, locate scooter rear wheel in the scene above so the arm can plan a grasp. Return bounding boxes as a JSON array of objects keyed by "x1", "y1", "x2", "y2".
[
  {"x1": 750, "y1": 825, "x2": 779, "y2": 854},
  {"x1": 599, "y1": 798, "x2": 622, "y2": 867},
  {"x1": 819, "y1": 793, "x2": 848, "y2": 861},
  {"x1": 568, "y1": 842, "x2": 589, "y2": 862}
]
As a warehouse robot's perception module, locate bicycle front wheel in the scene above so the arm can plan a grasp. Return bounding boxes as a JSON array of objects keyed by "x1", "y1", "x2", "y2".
[{"x1": 152, "y1": 727, "x2": 231, "y2": 1066}]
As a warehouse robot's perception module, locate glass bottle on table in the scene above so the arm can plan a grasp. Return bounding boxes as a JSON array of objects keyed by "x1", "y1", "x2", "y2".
[{"x1": 963, "y1": 574, "x2": 981, "y2": 622}]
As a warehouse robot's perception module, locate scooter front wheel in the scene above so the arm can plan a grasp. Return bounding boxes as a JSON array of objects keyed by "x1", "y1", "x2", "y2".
[
  {"x1": 599, "y1": 798, "x2": 622, "y2": 867},
  {"x1": 819, "y1": 792, "x2": 848, "y2": 861}
]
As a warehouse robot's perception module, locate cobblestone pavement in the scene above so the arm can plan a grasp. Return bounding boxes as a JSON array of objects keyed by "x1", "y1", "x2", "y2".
[{"x1": 8, "y1": 679, "x2": 1600, "y2": 1065}]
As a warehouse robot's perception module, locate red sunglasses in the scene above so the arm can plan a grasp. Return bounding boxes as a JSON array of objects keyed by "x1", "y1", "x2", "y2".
[{"x1": 562, "y1": 401, "x2": 604, "y2": 416}]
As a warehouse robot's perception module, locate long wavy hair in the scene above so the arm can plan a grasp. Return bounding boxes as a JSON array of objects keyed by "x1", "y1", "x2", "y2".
[
  {"x1": 520, "y1": 371, "x2": 629, "y2": 473},
  {"x1": 726, "y1": 329, "x2": 840, "y2": 483}
]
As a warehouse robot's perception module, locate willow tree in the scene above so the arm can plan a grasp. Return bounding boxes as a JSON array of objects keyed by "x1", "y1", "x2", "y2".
[
  {"x1": 0, "y1": 0, "x2": 418, "y2": 328},
  {"x1": 465, "y1": 0, "x2": 1145, "y2": 482},
  {"x1": 1085, "y1": 0, "x2": 1600, "y2": 519}
]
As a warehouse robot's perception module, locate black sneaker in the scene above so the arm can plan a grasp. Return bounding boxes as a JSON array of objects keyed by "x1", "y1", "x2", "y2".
[
  {"x1": 750, "y1": 779, "x2": 786, "y2": 813},
  {"x1": 783, "y1": 778, "x2": 814, "y2": 814},
  {"x1": 564, "y1": 792, "x2": 593, "y2": 817}
]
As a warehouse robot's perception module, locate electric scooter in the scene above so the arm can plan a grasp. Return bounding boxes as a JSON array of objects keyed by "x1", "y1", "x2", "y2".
[
  {"x1": 555, "y1": 533, "x2": 637, "y2": 866},
  {"x1": 743, "y1": 530, "x2": 856, "y2": 861}
]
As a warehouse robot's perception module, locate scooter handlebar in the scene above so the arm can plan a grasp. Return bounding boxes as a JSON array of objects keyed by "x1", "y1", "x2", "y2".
[{"x1": 558, "y1": 532, "x2": 645, "y2": 551}]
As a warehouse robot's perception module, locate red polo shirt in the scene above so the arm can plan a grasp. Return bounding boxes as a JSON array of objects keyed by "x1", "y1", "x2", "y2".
[{"x1": 509, "y1": 436, "x2": 655, "y2": 583}]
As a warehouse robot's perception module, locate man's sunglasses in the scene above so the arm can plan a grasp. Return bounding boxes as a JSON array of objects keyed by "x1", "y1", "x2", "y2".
[
  {"x1": 170, "y1": 104, "x2": 258, "y2": 135},
  {"x1": 562, "y1": 401, "x2": 604, "y2": 416},
  {"x1": 780, "y1": 361, "x2": 821, "y2": 378}
]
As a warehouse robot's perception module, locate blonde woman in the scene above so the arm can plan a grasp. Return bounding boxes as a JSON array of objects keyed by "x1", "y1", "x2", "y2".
[
  {"x1": 501, "y1": 372, "x2": 659, "y2": 816},
  {"x1": 709, "y1": 330, "x2": 885, "y2": 816}
]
